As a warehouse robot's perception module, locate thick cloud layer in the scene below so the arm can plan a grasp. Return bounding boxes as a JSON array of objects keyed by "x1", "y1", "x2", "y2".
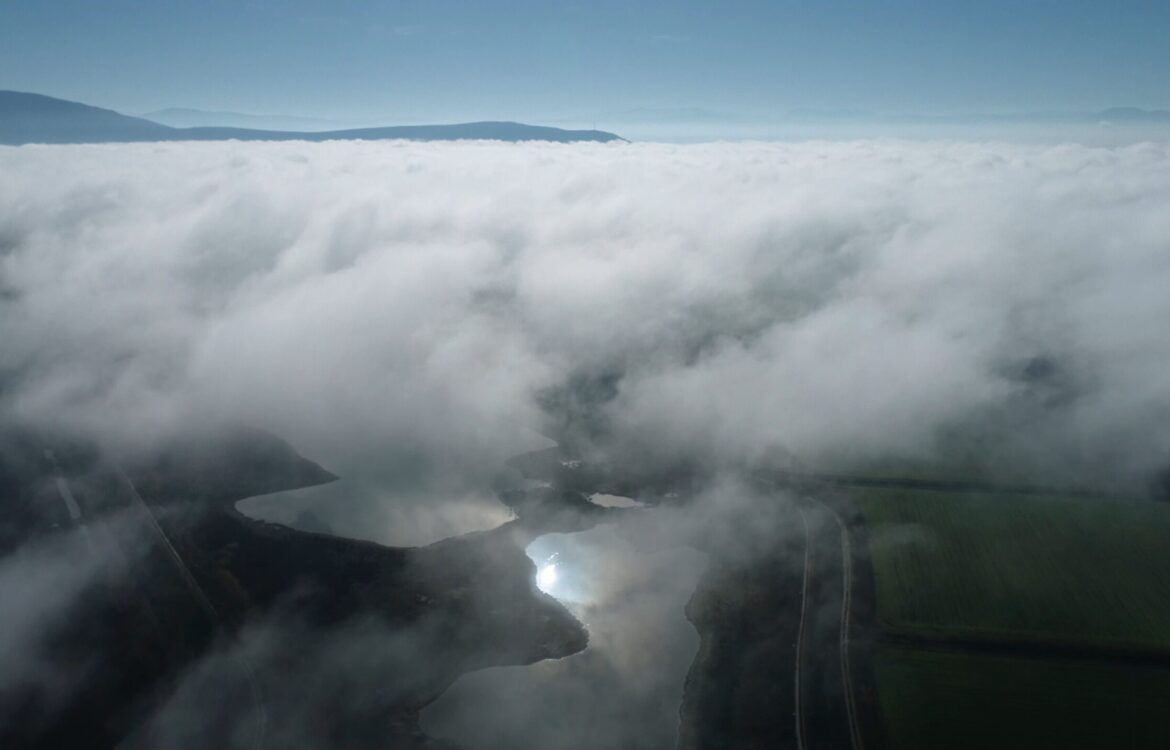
[
  {"x1": 3, "y1": 139, "x2": 1170, "y2": 494},
  {"x1": 4, "y1": 138, "x2": 1170, "y2": 749}
]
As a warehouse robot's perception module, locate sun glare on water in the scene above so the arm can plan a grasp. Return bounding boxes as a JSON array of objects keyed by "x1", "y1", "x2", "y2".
[{"x1": 536, "y1": 563, "x2": 558, "y2": 593}]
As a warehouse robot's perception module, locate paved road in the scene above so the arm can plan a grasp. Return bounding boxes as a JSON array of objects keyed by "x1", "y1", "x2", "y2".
[
  {"x1": 793, "y1": 502, "x2": 813, "y2": 750},
  {"x1": 814, "y1": 495, "x2": 864, "y2": 750},
  {"x1": 752, "y1": 475, "x2": 863, "y2": 750}
]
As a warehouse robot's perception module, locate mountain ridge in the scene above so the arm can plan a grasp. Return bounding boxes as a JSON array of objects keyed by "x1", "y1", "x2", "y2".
[
  {"x1": 0, "y1": 91, "x2": 624, "y2": 145},
  {"x1": 141, "y1": 107, "x2": 341, "y2": 130}
]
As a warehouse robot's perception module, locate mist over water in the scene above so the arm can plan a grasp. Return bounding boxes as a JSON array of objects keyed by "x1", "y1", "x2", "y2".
[
  {"x1": 422, "y1": 518, "x2": 706, "y2": 750},
  {"x1": 237, "y1": 425, "x2": 551, "y2": 546}
]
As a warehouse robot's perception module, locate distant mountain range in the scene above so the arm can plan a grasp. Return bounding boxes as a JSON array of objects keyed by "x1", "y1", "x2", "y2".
[
  {"x1": 0, "y1": 91, "x2": 624, "y2": 145},
  {"x1": 140, "y1": 107, "x2": 343, "y2": 131},
  {"x1": 1090, "y1": 107, "x2": 1170, "y2": 123},
  {"x1": 584, "y1": 106, "x2": 1170, "y2": 125},
  {"x1": 851, "y1": 107, "x2": 1170, "y2": 125}
]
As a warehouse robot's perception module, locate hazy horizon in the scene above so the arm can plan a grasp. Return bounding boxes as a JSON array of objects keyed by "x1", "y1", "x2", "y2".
[
  {"x1": 4, "y1": 1, "x2": 1169, "y2": 128},
  {"x1": 7, "y1": 86, "x2": 1170, "y2": 145}
]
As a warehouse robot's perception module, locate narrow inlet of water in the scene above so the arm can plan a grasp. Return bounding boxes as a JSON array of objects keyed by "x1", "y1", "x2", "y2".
[{"x1": 421, "y1": 514, "x2": 705, "y2": 750}]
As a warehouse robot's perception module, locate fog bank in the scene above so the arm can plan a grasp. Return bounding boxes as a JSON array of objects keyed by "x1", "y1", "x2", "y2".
[{"x1": 3, "y1": 139, "x2": 1170, "y2": 498}]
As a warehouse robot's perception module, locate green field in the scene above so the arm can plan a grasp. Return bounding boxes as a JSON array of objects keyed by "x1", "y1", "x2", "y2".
[
  {"x1": 855, "y1": 488, "x2": 1170, "y2": 649},
  {"x1": 874, "y1": 645, "x2": 1170, "y2": 750}
]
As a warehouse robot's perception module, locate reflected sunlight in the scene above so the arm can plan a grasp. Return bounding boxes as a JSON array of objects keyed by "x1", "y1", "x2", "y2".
[{"x1": 536, "y1": 563, "x2": 558, "y2": 593}]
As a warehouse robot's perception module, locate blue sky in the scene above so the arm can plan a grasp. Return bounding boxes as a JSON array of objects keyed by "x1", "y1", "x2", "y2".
[{"x1": 2, "y1": 0, "x2": 1168, "y2": 122}]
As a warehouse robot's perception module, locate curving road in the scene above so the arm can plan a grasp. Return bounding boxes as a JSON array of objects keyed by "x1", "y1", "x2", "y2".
[
  {"x1": 813, "y1": 494, "x2": 864, "y2": 750},
  {"x1": 752, "y1": 475, "x2": 863, "y2": 750},
  {"x1": 793, "y1": 502, "x2": 813, "y2": 750}
]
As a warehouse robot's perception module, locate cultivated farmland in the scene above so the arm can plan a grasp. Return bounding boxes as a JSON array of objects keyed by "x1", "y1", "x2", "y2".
[
  {"x1": 873, "y1": 645, "x2": 1170, "y2": 750},
  {"x1": 855, "y1": 488, "x2": 1170, "y2": 649}
]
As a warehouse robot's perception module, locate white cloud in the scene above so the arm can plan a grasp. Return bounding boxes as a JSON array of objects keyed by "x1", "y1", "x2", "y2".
[{"x1": 1, "y1": 139, "x2": 1169, "y2": 489}]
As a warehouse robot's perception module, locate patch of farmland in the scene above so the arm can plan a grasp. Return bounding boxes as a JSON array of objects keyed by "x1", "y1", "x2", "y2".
[
  {"x1": 873, "y1": 645, "x2": 1170, "y2": 750},
  {"x1": 857, "y1": 488, "x2": 1170, "y2": 649}
]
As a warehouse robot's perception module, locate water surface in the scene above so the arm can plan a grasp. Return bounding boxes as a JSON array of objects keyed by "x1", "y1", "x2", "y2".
[{"x1": 421, "y1": 513, "x2": 706, "y2": 749}]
